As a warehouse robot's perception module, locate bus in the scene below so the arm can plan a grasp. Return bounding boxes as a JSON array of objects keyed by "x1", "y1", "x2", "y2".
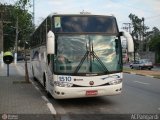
[{"x1": 30, "y1": 14, "x2": 134, "y2": 99}]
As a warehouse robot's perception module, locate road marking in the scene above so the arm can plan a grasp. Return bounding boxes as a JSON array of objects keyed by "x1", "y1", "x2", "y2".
[
  {"x1": 146, "y1": 75, "x2": 154, "y2": 78},
  {"x1": 31, "y1": 81, "x2": 36, "y2": 86},
  {"x1": 35, "y1": 86, "x2": 40, "y2": 91},
  {"x1": 41, "y1": 96, "x2": 49, "y2": 102},
  {"x1": 47, "y1": 103, "x2": 57, "y2": 115},
  {"x1": 134, "y1": 81, "x2": 150, "y2": 85},
  {"x1": 15, "y1": 65, "x2": 25, "y2": 76}
]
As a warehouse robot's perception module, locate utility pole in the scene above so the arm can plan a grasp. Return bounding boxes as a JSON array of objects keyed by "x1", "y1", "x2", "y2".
[
  {"x1": 0, "y1": 21, "x2": 4, "y2": 52},
  {"x1": 0, "y1": 8, "x2": 4, "y2": 67},
  {"x1": 0, "y1": 5, "x2": 11, "y2": 66},
  {"x1": 14, "y1": 17, "x2": 18, "y2": 64},
  {"x1": 142, "y1": 17, "x2": 145, "y2": 39},
  {"x1": 142, "y1": 17, "x2": 145, "y2": 51},
  {"x1": 0, "y1": 20, "x2": 4, "y2": 67},
  {"x1": 33, "y1": 0, "x2": 35, "y2": 25}
]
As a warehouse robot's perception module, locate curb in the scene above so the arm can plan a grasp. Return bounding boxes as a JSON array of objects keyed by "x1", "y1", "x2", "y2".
[
  {"x1": 123, "y1": 72, "x2": 160, "y2": 79},
  {"x1": 15, "y1": 64, "x2": 57, "y2": 115}
]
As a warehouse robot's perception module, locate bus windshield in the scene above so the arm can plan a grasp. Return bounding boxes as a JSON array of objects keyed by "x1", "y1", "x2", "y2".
[{"x1": 54, "y1": 35, "x2": 121, "y2": 75}]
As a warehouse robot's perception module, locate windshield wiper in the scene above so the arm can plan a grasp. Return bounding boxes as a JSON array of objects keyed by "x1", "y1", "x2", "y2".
[
  {"x1": 74, "y1": 37, "x2": 109, "y2": 74},
  {"x1": 74, "y1": 50, "x2": 89, "y2": 74},
  {"x1": 91, "y1": 50, "x2": 109, "y2": 73}
]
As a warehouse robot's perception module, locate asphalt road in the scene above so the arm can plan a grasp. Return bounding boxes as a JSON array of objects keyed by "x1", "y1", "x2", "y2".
[
  {"x1": 31, "y1": 74, "x2": 160, "y2": 120},
  {"x1": 124, "y1": 64, "x2": 160, "y2": 71},
  {"x1": 47, "y1": 73, "x2": 160, "y2": 113},
  {"x1": 17, "y1": 62, "x2": 160, "y2": 120}
]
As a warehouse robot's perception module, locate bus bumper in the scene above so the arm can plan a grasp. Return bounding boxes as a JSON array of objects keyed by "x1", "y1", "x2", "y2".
[{"x1": 52, "y1": 83, "x2": 122, "y2": 99}]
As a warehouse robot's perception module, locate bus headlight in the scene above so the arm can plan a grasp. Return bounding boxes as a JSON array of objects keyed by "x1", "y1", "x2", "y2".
[
  {"x1": 109, "y1": 79, "x2": 122, "y2": 85},
  {"x1": 54, "y1": 81, "x2": 73, "y2": 87}
]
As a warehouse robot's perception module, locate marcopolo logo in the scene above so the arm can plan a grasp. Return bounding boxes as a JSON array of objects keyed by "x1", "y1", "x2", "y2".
[{"x1": 89, "y1": 81, "x2": 94, "y2": 85}]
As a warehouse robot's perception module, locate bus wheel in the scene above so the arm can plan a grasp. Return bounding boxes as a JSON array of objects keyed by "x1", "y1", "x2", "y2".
[
  {"x1": 43, "y1": 73, "x2": 46, "y2": 89},
  {"x1": 32, "y1": 67, "x2": 35, "y2": 80},
  {"x1": 46, "y1": 91, "x2": 52, "y2": 98},
  {"x1": 43, "y1": 74, "x2": 52, "y2": 97}
]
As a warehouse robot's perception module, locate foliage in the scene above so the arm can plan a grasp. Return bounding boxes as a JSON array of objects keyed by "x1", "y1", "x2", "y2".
[
  {"x1": 15, "y1": 0, "x2": 31, "y2": 10},
  {"x1": 149, "y1": 35, "x2": 160, "y2": 50},
  {"x1": 148, "y1": 27, "x2": 160, "y2": 63},
  {"x1": 2, "y1": 0, "x2": 34, "y2": 51},
  {"x1": 128, "y1": 13, "x2": 149, "y2": 52},
  {"x1": 128, "y1": 13, "x2": 160, "y2": 63},
  {"x1": 0, "y1": 4, "x2": 15, "y2": 51},
  {"x1": 149, "y1": 27, "x2": 160, "y2": 51},
  {"x1": 13, "y1": 0, "x2": 34, "y2": 48}
]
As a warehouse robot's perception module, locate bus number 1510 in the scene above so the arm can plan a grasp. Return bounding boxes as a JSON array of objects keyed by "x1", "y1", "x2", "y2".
[{"x1": 59, "y1": 76, "x2": 72, "y2": 82}]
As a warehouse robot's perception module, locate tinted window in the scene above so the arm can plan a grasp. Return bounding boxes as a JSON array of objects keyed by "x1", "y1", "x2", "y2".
[{"x1": 53, "y1": 15, "x2": 118, "y2": 33}]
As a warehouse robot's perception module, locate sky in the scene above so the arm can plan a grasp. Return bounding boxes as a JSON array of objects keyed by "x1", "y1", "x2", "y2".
[{"x1": 1, "y1": 0, "x2": 160, "y2": 31}]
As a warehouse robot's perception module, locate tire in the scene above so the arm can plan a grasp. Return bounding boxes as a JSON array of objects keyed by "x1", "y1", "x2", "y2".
[
  {"x1": 43, "y1": 74, "x2": 52, "y2": 98},
  {"x1": 32, "y1": 67, "x2": 36, "y2": 80},
  {"x1": 43, "y1": 73, "x2": 46, "y2": 89},
  {"x1": 46, "y1": 91, "x2": 52, "y2": 98},
  {"x1": 139, "y1": 66, "x2": 142, "y2": 70},
  {"x1": 32, "y1": 67, "x2": 34, "y2": 76},
  {"x1": 130, "y1": 65, "x2": 133, "y2": 69},
  {"x1": 148, "y1": 68, "x2": 151, "y2": 70}
]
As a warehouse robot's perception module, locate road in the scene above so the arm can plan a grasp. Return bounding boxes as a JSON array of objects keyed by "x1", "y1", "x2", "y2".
[
  {"x1": 123, "y1": 64, "x2": 160, "y2": 71},
  {"x1": 17, "y1": 62, "x2": 160, "y2": 120},
  {"x1": 47, "y1": 74, "x2": 160, "y2": 112}
]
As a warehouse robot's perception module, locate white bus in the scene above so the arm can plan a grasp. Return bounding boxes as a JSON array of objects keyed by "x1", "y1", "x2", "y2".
[{"x1": 30, "y1": 14, "x2": 134, "y2": 99}]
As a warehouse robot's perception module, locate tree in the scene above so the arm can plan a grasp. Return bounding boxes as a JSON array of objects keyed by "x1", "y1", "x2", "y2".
[
  {"x1": 13, "y1": 0, "x2": 33, "y2": 49},
  {"x1": 152, "y1": 27, "x2": 160, "y2": 36},
  {"x1": 2, "y1": 0, "x2": 34, "y2": 51},
  {"x1": 14, "y1": 0, "x2": 34, "y2": 83},
  {"x1": 128, "y1": 13, "x2": 149, "y2": 52},
  {"x1": 148, "y1": 27, "x2": 160, "y2": 63},
  {"x1": 0, "y1": 4, "x2": 14, "y2": 51}
]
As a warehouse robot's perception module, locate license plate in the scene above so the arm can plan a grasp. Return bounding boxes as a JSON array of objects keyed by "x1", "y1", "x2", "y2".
[{"x1": 86, "y1": 90, "x2": 98, "y2": 96}]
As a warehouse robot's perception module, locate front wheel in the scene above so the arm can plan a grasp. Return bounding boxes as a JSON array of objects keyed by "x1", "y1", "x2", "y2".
[
  {"x1": 43, "y1": 74, "x2": 46, "y2": 89},
  {"x1": 43, "y1": 73, "x2": 52, "y2": 98},
  {"x1": 32, "y1": 66, "x2": 36, "y2": 80}
]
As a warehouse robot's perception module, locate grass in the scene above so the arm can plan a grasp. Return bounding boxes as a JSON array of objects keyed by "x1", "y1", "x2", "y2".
[
  {"x1": 123, "y1": 67, "x2": 160, "y2": 79},
  {"x1": 150, "y1": 75, "x2": 160, "y2": 79}
]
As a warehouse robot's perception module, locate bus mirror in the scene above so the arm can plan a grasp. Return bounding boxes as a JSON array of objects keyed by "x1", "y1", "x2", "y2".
[
  {"x1": 47, "y1": 31, "x2": 55, "y2": 54},
  {"x1": 122, "y1": 31, "x2": 134, "y2": 52}
]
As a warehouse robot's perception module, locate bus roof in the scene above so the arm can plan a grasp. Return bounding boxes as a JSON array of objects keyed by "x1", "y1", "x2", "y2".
[
  {"x1": 48, "y1": 13, "x2": 115, "y2": 18},
  {"x1": 33, "y1": 13, "x2": 118, "y2": 34}
]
